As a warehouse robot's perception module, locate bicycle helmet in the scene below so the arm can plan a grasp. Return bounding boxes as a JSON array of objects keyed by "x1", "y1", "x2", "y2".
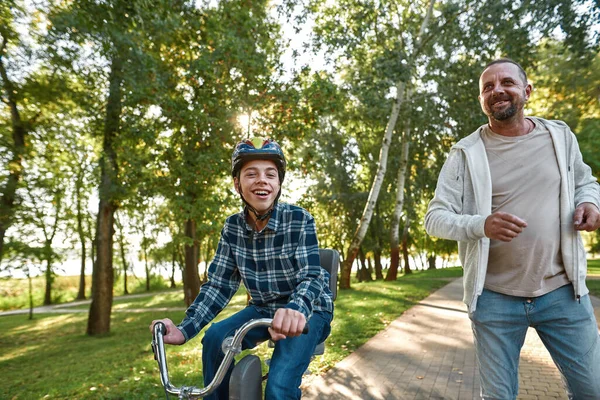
[
  {"x1": 231, "y1": 138, "x2": 286, "y2": 183},
  {"x1": 231, "y1": 137, "x2": 286, "y2": 222}
]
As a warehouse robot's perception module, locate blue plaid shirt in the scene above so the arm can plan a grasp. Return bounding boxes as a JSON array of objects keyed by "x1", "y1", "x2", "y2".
[{"x1": 178, "y1": 203, "x2": 334, "y2": 342}]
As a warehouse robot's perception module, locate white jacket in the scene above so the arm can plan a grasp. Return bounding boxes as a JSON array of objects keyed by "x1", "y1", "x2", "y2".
[{"x1": 425, "y1": 117, "x2": 600, "y2": 312}]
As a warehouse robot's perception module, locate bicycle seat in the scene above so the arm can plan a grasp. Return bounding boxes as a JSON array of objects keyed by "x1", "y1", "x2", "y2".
[
  {"x1": 319, "y1": 248, "x2": 339, "y2": 301},
  {"x1": 310, "y1": 248, "x2": 339, "y2": 355},
  {"x1": 269, "y1": 248, "x2": 339, "y2": 356}
]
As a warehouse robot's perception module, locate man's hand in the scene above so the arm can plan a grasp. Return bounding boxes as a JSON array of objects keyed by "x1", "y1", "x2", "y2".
[
  {"x1": 574, "y1": 203, "x2": 600, "y2": 232},
  {"x1": 269, "y1": 308, "x2": 306, "y2": 342},
  {"x1": 149, "y1": 318, "x2": 185, "y2": 345},
  {"x1": 484, "y1": 212, "x2": 527, "y2": 242}
]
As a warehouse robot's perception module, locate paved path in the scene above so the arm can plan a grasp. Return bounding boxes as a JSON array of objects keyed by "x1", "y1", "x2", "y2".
[{"x1": 302, "y1": 278, "x2": 600, "y2": 400}]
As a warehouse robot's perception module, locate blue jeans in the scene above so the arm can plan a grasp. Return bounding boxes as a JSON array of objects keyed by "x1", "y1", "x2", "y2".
[
  {"x1": 201, "y1": 306, "x2": 332, "y2": 400},
  {"x1": 469, "y1": 284, "x2": 600, "y2": 399}
]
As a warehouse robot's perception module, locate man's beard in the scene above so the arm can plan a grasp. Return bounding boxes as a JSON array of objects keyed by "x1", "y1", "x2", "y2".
[
  {"x1": 490, "y1": 102, "x2": 517, "y2": 120},
  {"x1": 486, "y1": 92, "x2": 526, "y2": 121}
]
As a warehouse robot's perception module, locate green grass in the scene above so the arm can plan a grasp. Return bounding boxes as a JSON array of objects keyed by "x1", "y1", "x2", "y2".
[
  {"x1": 588, "y1": 280, "x2": 600, "y2": 297},
  {"x1": 0, "y1": 267, "x2": 463, "y2": 399},
  {"x1": 588, "y1": 259, "x2": 600, "y2": 276},
  {"x1": 0, "y1": 274, "x2": 174, "y2": 311},
  {"x1": 588, "y1": 259, "x2": 600, "y2": 297}
]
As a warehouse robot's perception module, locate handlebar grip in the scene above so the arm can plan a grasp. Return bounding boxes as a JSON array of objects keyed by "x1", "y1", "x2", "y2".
[
  {"x1": 302, "y1": 324, "x2": 309, "y2": 334},
  {"x1": 155, "y1": 321, "x2": 167, "y2": 335}
]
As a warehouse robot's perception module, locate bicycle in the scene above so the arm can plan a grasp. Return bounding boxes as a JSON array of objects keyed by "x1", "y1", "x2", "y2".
[{"x1": 151, "y1": 248, "x2": 339, "y2": 400}]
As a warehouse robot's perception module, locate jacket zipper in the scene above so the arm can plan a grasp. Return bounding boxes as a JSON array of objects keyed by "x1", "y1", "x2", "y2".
[{"x1": 568, "y1": 155, "x2": 580, "y2": 303}]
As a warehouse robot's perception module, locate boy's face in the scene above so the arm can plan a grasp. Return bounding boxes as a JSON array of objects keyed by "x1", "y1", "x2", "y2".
[{"x1": 234, "y1": 159, "x2": 281, "y2": 214}]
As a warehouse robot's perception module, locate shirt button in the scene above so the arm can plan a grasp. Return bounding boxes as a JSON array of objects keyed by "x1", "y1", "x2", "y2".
[{"x1": 526, "y1": 299, "x2": 533, "y2": 304}]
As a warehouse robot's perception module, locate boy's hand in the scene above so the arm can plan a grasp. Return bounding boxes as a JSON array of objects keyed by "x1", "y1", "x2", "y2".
[
  {"x1": 149, "y1": 318, "x2": 185, "y2": 345},
  {"x1": 269, "y1": 308, "x2": 306, "y2": 342}
]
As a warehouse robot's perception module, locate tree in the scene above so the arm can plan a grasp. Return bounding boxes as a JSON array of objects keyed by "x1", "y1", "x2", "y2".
[
  {"x1": 0, "y1": 1, "x2": 29, "y2": 263},
  {"x1": 1, "y1": 239, "x2": 44, "y2": 319},
  {"x1": 306, "y1": 0, "x2": 599, "y2": 288},
  {"x1": 527, "y1": 40, "x2": 600, "y2": 256},
  {"x1": 72, "y1": 153, "x2": 96, "y2": 300},
  {"x1": 114, "y1": 211, "x2": 132, "y2": 295},
  {"x1": 0, "y1": 1, "x2": 68, "y2": 263},
  {"x1": 60, "y1": 126, "x2": 98, "y2": 301},
  {"x1": 387, "y1": 119, "x2": 411, "y2": 280},
  {"x1": 130, "y1": 199, "x2": 159, "y2": 292},
  {"x1": 14, "y1": 109, "x2": 79, "y2": 306},
  {"x1": 20, "y1": 169, "x2": 66, "y2": 306},
  {"x1": 149, "y1": 0, "x2": 293, "y2": 306},
  {"x1": 47, "y1": 0, "x2": 187, "y2": 334}
]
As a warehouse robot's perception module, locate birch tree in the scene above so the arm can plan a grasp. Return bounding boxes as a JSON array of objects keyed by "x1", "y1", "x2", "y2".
[{"x1": 387, "y1": 119, "x2": 411, "y2": 280}]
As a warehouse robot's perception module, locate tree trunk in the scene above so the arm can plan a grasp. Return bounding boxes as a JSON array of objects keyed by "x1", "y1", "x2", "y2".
[
  {"x1": 28, "y1": 268, "x2": 34, "y2": 320},
  {"x1": 374, "y1": 249, "x2": 383, "y2": 280},
  {"x1": 76, "y1": 170, "x2": 87, "y2": 300},
  {"x1": 77, "y1": 240, "x2": 87, "y2": 300},
  {"x1": 386, "y1": 246, "x2": 400, "y2": 281},
  {"x1": 87, "y1": 54, "x2": 122, "y2": 336},
  {"x1": 340, "y1": 81, "x2": 406, "y2": 289},
  {"x1": 43, "y1": 254, "x2": 53, "y2": 305},
  {"x1": 124, "y1": 264, "x2": 129, "y2": 294},
  {"x1": 357, "y1": 248, "x2": 371, "y2": 282},
  {"x1": 428, "y1": 254, "x2": 437, "y2": 270},
  {"x1": 389, "y1": 120, "x2": 411, "y2": 278},
  {"x1": 144, "y1": 247, "x2": 150, "y2": 292},
  {"x1": 368, "y1": 215, "x2": 384, "y2": 280},
  {"x1": 402, "y1": 217, "x2": 412, "y2": 275},
  {"x1": 183, "y1": 218, "x2": 201, "y2": 306},
  {"x1": 88, "y1": 198, "x2": 116, "y2": 335},
  {"x1": 90, "y1": 218, "x2": 96, "y2": 297},
  {"x1": 119, "y1": 234, "x2": 129, "y2": 295},
  {"x1": 0, "y1": 43, "x2": 28, "y2": 263},
  {"x1": 170, "y1": 246, "x2": 177, "y2": 288}
]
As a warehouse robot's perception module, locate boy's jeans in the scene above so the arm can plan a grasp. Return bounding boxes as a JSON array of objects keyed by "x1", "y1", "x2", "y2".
[
  {"x1": 201, "y1": 305, "x2": 332, "y2": 400},
  {"x1": 470, "y1": 284, "x2": 600, "y2": 399}
]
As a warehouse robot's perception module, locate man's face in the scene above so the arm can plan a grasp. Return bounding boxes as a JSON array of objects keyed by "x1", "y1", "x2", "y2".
[
  {"x1": 478, "y1": 63, "x2": 531, "y2": 122},
  {"x1": 234, "y1": 159, "x2": 280, "y2": 214}
]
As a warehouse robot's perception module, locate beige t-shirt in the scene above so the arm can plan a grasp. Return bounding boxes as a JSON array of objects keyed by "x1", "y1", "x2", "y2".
[{"x1": 481, "y1": 120, "x2": 570, "y2": 297}]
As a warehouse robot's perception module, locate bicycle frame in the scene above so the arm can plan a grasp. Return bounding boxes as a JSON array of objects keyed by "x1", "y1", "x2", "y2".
[
  {"x1": 151, "y1": 318, "x2": 273, "y2": 399},
  {"x1": 151, "y1": 248, "x2": 339, "y2": 399}
]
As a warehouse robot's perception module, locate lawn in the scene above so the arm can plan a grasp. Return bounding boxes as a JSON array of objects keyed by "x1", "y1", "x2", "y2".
[
  {"x1": 588, "y1": 259, "x2": 600, "y2": 276},
  {"x1": 0, "y1": 267, "x2": 462, "y2": 399},
  {"x1": 587, "y1": 259, "x2": 600, "y2": 297},
  {"x1": 0, "y1": 274, "x2": 172, "y2": 311}
]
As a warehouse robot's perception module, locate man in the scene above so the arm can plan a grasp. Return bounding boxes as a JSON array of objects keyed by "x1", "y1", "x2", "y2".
[
  {"x1": 150, "y1": 138, "x2": 334, "y2": 400},
  {"x1": 425, "y1": 58, "x2": 600, "y2": 399}
]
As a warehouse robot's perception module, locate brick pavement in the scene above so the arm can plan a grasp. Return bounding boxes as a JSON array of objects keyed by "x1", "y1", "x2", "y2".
[{"x1": 302, "y1": 278, "x2": 600, "y2": 400}]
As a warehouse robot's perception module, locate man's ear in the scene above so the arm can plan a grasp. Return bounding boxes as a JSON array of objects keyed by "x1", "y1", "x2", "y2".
[
  {"x1": 525, "y1": 83, "x2": 533, "y2": 101},
  {"x1": 233, "y1": 177, "x2": 240, "y2": 193}
]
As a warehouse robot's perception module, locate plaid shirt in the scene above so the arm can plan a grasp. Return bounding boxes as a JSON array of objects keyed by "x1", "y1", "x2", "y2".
[{"x1": 178, "y1": 202, "x2": 334, "y2": 342}]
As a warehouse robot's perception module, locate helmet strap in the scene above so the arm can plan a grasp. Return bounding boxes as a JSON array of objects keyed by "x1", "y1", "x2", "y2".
[{"x1": 238, "y1": 187, "x2": 281, "y2": 227}]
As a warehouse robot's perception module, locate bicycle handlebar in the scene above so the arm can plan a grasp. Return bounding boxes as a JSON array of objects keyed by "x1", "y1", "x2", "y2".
[{"x1": 152, "y1": 318, "x2": 308, "y2": 399}]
